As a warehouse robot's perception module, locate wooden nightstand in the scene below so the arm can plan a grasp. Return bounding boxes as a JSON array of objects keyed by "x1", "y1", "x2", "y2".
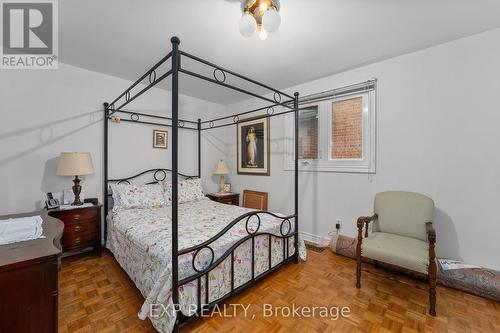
[
  {"x1": 47, "y1": 204, "x2": 102, "y2": 256},
  {"x1": 206, "y1": 193, "x2": 240, "y2": 206}
]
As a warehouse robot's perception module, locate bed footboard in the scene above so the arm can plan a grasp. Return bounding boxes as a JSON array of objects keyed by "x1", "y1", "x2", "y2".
[{"x1": 175, "y1": 210, "x2": 299, "y2": 325}]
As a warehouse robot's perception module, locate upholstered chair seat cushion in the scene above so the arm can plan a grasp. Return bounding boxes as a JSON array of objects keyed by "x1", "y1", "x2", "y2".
[{"x1": 361, "y1": 232, "x2": 429, "y2": 274}]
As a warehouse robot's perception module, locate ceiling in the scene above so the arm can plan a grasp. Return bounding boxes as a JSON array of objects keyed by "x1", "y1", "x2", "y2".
[{"x1": 60, "y1": 0, "x2": 500, "y2": 105}]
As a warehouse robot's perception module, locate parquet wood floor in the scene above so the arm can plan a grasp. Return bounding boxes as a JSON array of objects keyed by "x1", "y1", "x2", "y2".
[{"x1": 59, "y1": 249, "x2": 500, "y2": 333}]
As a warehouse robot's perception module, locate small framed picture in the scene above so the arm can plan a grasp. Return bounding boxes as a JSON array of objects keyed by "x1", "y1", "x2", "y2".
[
  {"x1": 223, "y1": 183, "x2": 231, "y2": 193},
  {"x1": 153, "y1": 130, "x2": 168, "y2": 149}
]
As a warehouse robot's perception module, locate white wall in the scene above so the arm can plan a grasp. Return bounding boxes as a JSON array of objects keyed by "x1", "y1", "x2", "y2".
[
  {"x1": 225, "y1": 29, "x2": 500, "y2": 270},
  {"x1": 2, "y1": 29, "x2": 499, "y2": 269},
  {"x1": 0, "y1": 63, "x2": 228, "y2": 214}
]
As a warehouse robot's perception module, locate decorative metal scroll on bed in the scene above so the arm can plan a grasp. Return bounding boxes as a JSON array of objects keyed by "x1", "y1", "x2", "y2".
[
  {"x1": 178, "y1": 209, "x2": 298, "y2": 314},
  {"x1": 108, "y1": 168, "x2": 196, "y2": 186},
  {"x1": 103, "y1": 36, "x2": 300, "y2": 332}
]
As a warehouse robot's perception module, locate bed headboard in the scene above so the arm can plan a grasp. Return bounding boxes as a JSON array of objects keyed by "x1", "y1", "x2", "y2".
[
  {"x1": 108, "y1": 168, "x2": 197, "y2": 187},
  {"x1": 106, "y1": 168, "x2": 198, "y2": 208}
]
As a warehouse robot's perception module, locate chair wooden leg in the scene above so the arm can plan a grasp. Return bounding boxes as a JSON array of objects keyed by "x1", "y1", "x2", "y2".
[
  {"x1": 427, "y1": 225, "x2": 437, "y2": 317},
  {"x1": 355, "y1": 237, "x2": 362, "y2": 288},
  {"x1": 356, "y1": 254, "x2": 362, "y2": 288},
  {"x1": 355, "y1": 217, "x2": 365, "y2": 289},
  {"x1": 428, "y1": 259, "x2": 437, "y2": 316}
]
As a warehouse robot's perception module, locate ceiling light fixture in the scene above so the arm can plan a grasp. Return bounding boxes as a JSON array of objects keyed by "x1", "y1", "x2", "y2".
[{"x1": 239, "y1": 0, "x2": 281, "y2": 40}]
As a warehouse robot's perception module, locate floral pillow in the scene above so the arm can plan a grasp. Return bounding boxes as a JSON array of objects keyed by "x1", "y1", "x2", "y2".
[
  {"x1": 110, "y1": 184, "x2": 166, "y2": 210},
  {"x1": 160, "y1": 178, "x2": 205, "y2": 205}
]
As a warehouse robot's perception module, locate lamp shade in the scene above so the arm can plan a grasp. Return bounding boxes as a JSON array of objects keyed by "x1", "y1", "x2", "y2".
[
  {"x1": 213, "y1": 160, "x2": 229, "y2": 175},
  {"x1": 57, "y1": 152, "x2": 94, "y2": 176}
]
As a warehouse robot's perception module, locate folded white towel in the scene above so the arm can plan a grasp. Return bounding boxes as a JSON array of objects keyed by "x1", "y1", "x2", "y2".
[{"x1": 0, "y1": 215, "x2": 45, "y2": 246}]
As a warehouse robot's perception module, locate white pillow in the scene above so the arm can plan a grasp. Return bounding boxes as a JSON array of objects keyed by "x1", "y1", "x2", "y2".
[
  {"x1": 110, "y1": 184, "x2": 166, "y2": 210},
  {"x1": 160, "y1": 178, "x2": 205, "y2": 205}
]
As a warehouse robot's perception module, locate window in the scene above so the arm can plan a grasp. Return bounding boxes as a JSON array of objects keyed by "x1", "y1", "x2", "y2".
[
  {"x1": 285, "y1": 83, "x2": 376, "y2": 173},
  {"x1": 298, "y1": 106, "x2": 319, "y2": 160}
]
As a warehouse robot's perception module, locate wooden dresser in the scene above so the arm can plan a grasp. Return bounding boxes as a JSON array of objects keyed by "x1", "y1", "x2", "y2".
[
  {"x1": 48, "y1": 204, "x2": 102, "y2": 256},
  {"x1": 206, "y1": 192, "x2": 240, "y2": 206},
  {"x1": 0, "y1": 211, "x2": 63, "y2": 333}
]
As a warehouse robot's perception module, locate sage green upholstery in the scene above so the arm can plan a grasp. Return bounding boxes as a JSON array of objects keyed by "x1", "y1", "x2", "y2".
[
  {"x1": 361, "y1": 232, "x2": 429, "y2": 274},
  {"x1": 357, "y1": 191, "x2": 437, "y2": 315},
  {"x1": 373, "y1": 191, "x2": 434, "y2": 241}
]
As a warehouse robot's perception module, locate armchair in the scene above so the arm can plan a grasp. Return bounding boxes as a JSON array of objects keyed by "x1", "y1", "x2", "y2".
[{"x1": 355, "y1": 191, "x2": 437, "y2": 316}]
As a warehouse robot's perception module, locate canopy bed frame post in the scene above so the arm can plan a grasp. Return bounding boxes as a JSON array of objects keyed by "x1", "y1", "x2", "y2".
[
  {"x1": 293, "y1": 92, "x2": 299, "y2": 264},
  {"x1": 103, "y1": 102, "x2": 109, "y2": 245},
  {"x1": 171, "y1": 36, "x2": 180, "y2": 333},
  {"x1": 197, "y1": 118, "x2": 201, "y2": 178}
]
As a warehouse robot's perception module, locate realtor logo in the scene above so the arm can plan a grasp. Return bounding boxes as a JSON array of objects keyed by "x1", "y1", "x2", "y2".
[{"x1": 1, "y1": 1, "x2": 58, "y2": 69}]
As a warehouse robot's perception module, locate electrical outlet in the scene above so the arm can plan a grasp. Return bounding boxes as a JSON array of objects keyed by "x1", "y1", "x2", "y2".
[{"x1": 335, "y1": 219, "x2": 341, "y2": 230}]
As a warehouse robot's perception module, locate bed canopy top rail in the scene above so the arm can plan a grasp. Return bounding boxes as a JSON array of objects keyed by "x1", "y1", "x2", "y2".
[
  {"x1": 108, "y1": 52, "x2": 173, "y2": 116},
  {"x1": 108, "y1": 109, "x2": 198, "y2": 131},
  {"x1": 179, "y1": 51, "x2": 295, "y2": 101},
  {"x1": 201, "y1": 107, "x2": 297, "y2": 131},
  {"x1": 109, "y1": 117, "x2": 197, "y2": 130},
  {"x1": 105, "y1": 42, "x2": 295, "y2": 123},
  {"x1": 108, "y1": 104, "x2": 311, "y2": 132},
  {"x1": 201, "y1": 102, "x2": 283, "y2": 124},
  {"x1": 109, "y1": 69, "x2": 172, "y2": 115},
  {"x1": 179, "y1": 68, "x2": 294, "y2": 110}
]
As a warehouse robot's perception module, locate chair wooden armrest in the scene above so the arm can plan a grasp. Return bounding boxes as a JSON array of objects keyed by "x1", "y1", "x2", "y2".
[{"x1": 357, "y1": 214, "x2": 378, "y2": 239}]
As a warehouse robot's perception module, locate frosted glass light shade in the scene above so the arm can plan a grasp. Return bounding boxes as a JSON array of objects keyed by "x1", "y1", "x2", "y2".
[
  {"x1": 239, "y1": 13, "x2": 257, "y2": 37},
  {"x1": 258, "y1": 27, "x2": 268, "y2": 40},
  {"x1": 262, "y1": 8, "x2": 281, "y2": 32}
]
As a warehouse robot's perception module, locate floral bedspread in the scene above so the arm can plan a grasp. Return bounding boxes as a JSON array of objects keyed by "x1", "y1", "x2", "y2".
[{"x1": 107, "y1": 198, "x2": 307, "y2": 333}]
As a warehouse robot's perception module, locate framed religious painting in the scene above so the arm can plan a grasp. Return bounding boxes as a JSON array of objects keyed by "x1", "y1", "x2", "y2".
[{"x1": 236, "y1": 116, "x2": 270, "y2": 176}]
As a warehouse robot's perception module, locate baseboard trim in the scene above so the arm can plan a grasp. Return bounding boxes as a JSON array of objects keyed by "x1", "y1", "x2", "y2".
[{"x1": 300, "y1": 231, "x2": 330, "y2": 246}]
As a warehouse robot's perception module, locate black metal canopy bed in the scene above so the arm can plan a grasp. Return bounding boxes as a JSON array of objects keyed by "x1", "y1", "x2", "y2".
[{"x1": 103, "y1": 37, "x2": 302, "y2": 333}]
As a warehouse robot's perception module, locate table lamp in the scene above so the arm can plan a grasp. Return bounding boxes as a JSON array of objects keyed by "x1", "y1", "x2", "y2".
[
  {"x1": 57, "y1": 152, "x2": 94, "y2": 205},
  {"x1": 213, "y1": 160, "x2": 229, "y2": 193}
]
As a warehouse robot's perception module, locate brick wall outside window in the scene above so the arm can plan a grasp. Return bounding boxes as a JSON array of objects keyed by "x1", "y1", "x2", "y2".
[
  {"x1": 298, "y1": 108, "x2": 319, "y2": 159},
  {"x1": 331, "y1": 97, "x2": 363, "y2": 159}
]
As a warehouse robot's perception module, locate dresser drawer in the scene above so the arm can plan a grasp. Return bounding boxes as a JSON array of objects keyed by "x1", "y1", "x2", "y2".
[
  {"x1": 50, "y1": 207, "x2": 98, "y2": 224},
  {"x1": 63, "y1": 230, "x2": 98, "y2": 249},
  {"x1": 64, "y1": 219, "x2": 97, "y2": 234},
  {"x1": 47, "y1": 204, "x2": 102, "y2": 255}
]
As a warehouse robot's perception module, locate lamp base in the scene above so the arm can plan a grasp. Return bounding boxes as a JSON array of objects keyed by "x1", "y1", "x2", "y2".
[
  {"x1": 218, "y1": 175, "x2": 225, "y2": 194},
  {"x1": 72, "y1": 175, "x2": 83, "y2": 206}
]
